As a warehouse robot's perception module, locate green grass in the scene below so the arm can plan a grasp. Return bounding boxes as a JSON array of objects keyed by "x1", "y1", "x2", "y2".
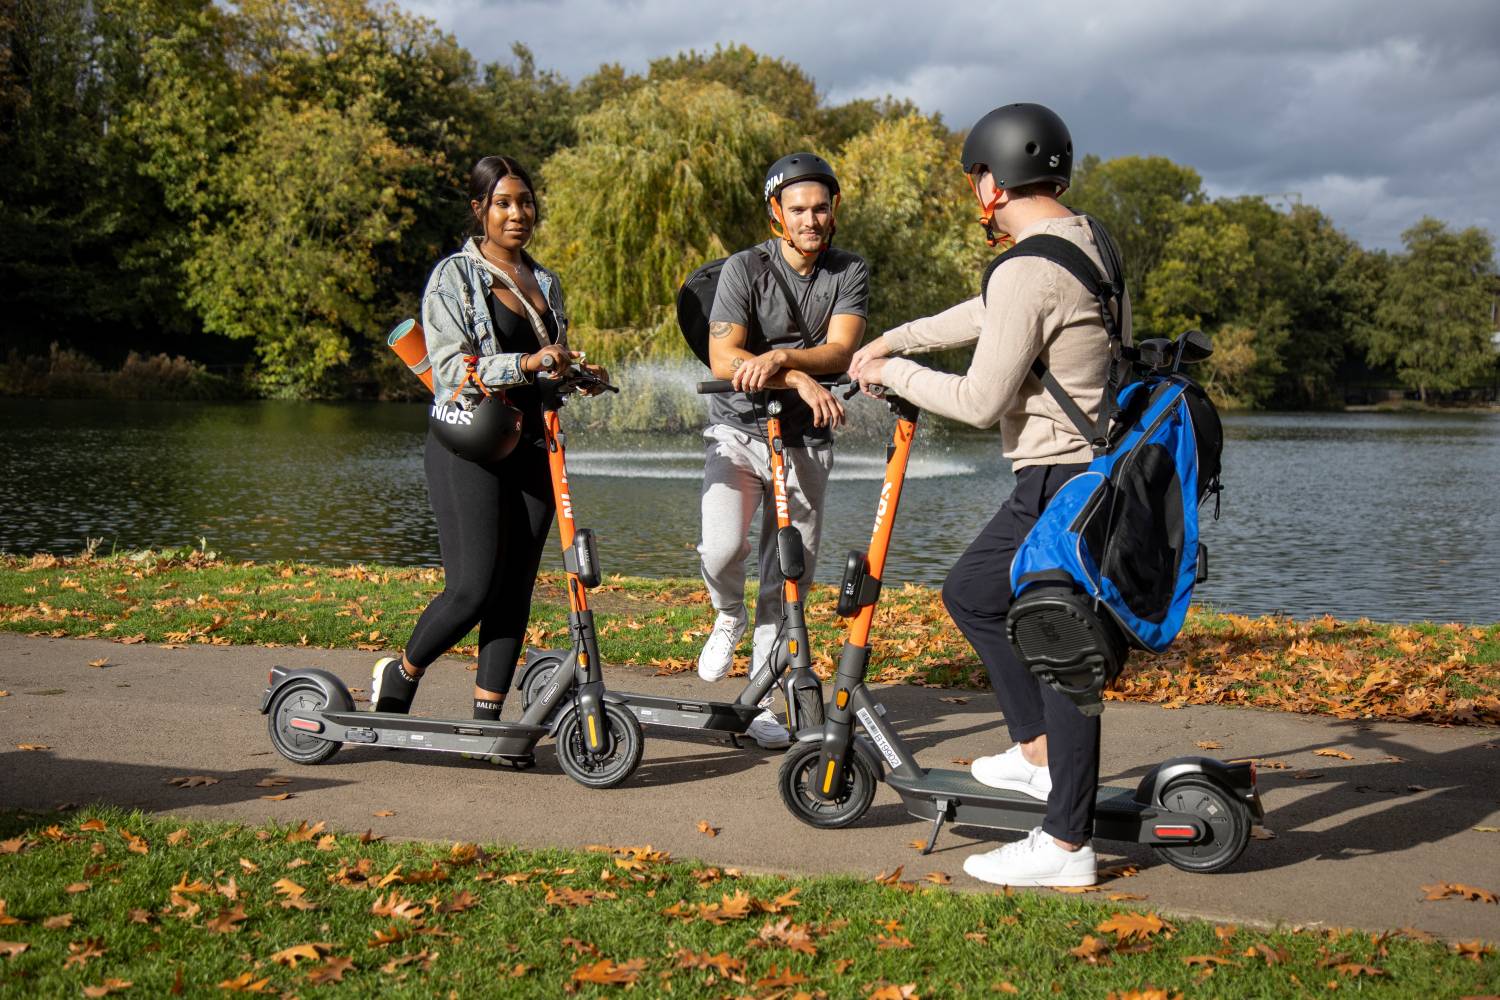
[
  {"x1": 2, "y1": 552, "x2": 1498, "y2": 725},
  {"x1": 0, "y1": 809, "x2": 1493, "y2": 998}
]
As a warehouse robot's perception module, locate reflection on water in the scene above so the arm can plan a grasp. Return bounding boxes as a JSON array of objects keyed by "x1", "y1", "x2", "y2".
[{"x1": 2, "y1": 392, "x2": 1496, "y2": 623}]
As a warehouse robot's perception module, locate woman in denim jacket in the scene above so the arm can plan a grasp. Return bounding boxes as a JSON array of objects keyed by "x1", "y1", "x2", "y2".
[{"x1": 372, "y1": 155, "x2": 606, "y2": 722}]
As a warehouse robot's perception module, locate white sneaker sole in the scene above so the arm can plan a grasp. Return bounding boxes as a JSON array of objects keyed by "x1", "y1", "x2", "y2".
[{"x1": 961, "y1": 856, "x2": 1096, "y2": 887}]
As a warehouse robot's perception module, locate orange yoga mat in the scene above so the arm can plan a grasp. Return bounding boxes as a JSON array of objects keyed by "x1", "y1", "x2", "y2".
[{"x1": 387, "y1": 318, "x2": 433, "y2": 392}]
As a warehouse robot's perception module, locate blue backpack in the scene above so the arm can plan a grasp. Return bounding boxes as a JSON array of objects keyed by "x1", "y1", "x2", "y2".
[{"x1": 986, "y1": 222, "x2": 1223, "y2": 715}]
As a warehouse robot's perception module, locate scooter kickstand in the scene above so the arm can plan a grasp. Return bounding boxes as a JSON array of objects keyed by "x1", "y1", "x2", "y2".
[
  {"x1": 729, "y1": 734, "x2": 743, "y2": 750},
  {"x1": 922, "y1": 799, "x2": 952, "y2": 855}
]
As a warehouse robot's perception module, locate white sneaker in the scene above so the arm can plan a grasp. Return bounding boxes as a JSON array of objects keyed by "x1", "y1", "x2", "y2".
[
  {"x1": 697, "y1": 612, "x2": 747, "y2": 682},
  {"x1": 971, "y1": 744, "x2": 1052, "y2": 801},
  {"x1": 747, "y1": 709, "x2": 791, "y2": 749},
  {"x1": 962, "y1": 827, "x2": 1096, "y2": 887}
]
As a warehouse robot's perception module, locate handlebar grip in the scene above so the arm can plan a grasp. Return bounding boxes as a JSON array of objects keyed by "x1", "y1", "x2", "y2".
[
  {"x1": 696, "y1": 379, "x2": 735, "y2": 394},
  {"x1": 539, "y1": 353, "x2": 557, "y2": 370}
]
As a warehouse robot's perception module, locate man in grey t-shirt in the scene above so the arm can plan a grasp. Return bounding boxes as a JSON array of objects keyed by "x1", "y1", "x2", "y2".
[{"x1": 697, "y1": 152, "x2": 868, "y2": 749}]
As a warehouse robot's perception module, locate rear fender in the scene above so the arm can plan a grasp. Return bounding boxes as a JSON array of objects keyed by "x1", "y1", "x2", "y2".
[
  {"x1": 260, "y1": 667, "x2": 354, "y2": 715},
  {"x1": 1134, "y1": 755, "x2": 1263, "y2": 820},
  {"x1": 515, "y1": 648, "x2": 569, "y2": 692}
]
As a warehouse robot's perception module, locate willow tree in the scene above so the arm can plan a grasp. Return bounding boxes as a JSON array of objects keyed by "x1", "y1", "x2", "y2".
[
  {"x1": 535, "y1": 80, "x2": 799, "y2": 332},
  {"x1": 835, "y1": 113, "x2": 986, "y2": 334}
]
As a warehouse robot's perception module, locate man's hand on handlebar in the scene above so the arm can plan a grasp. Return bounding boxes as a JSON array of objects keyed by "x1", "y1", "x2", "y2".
[
  {"x1": 787, "y1": 371, "x2": 846, "y2": 429},
  {"x1": 730, "y1": 349, "x2": 786, "y2": 392}
]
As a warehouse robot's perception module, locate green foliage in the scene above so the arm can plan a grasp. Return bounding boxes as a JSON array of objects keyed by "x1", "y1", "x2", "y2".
[
  {"x1": 184, "y1": 99, "x2": 420, "y2": 396},
  {"x1": 535, "y1": 80, "x2": 799, "y2": 330},
  {"x1": 1067, "y1": 154, "x2": 1204, "y2": 300},
  {"x1": 474, "y1": 43, "x2": 580, "y2": 172},
  {"x1": 1367, "y1": 218, "x2": 1498, "y2": 401},
  {"x1": 836, "y1": 114, "x2": 986, "y2": 333}
]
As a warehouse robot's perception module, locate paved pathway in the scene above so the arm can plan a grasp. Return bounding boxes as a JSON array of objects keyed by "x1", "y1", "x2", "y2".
[{"x1": 2, "y1": 634, "x2": 1497, "y2": 941}]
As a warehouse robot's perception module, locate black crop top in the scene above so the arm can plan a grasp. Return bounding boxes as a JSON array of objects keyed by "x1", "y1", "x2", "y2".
[{"x1": 487, "y1": 293, "x2": 559, "y2": 446}]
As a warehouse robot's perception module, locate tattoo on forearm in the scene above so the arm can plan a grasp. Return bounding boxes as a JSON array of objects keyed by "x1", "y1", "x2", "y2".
[
  {"x1": 730, "y1": 357, "x2": 744, "y2": 371},
  {"x1": 709, "y1": 321, "x2": 734, "y2": 340}
]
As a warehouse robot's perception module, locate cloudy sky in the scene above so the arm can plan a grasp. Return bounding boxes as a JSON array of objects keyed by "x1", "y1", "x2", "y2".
[{"x1": 406, "y1": 0, "x2": 1499, "y2": 252}]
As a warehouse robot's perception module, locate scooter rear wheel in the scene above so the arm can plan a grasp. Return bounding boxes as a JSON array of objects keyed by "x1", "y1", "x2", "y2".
[
  {"x1": 556, "y1": 703, "x2": 644, "y2": 789},
  {"x1": 778, "y1": 741, "x2": 875, "y2": 828},
  {"x1": 266, "y1": 681, "x2": 340, "y2": 765},
  {"x1": 1152, "y1": 775, "x2": 1251, "y2": 873},
  {"x1": 792, "y1": 686, "x2": 826, "y2": 732},
  {"x1": 521, "y1": 659, "x2": 561, "y2": 710}
]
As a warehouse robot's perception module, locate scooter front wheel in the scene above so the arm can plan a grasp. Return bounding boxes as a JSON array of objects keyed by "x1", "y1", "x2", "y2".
[
  {"x1": 778, "y1": 741, "x2": 875, "y2": 828},
  {"x1": 792, "y1": 686, "x2": 825, "y2": 732},
  {"x1": 555, "y1": 703, "x2": 644, "y2": 789},
  {"x1": 1152, "y1": 775, "x2": 1251, "y2": 873},
  {"x1": 266, "y1": 681, "x2": 340, "y2": 765}
]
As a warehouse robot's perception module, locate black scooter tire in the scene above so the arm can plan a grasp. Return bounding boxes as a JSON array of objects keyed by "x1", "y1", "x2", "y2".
[
  {"x1": 266, "y1": 681, "x2": 340, "y2": 765},
  {"x1": 1152, "y1": 775, "x2": 1251, "y2": 873},
  {"x1": 555, "y1": 703, "x2": 644, "y2": 789},
  {"x1": 778, "y1": 740, "x2": 875, "y2": 829},
  {"x1": 792, "y1": 686, "x2": 825, "y2": 732}
]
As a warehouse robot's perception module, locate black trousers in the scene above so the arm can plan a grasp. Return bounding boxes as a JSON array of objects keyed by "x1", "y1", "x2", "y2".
[
  {"x1": 405, "y1": 433, "x2": 555, "y2": 694},
  {"x1": 941, "y1": 462, "x2": 1095, "y2": 843}
]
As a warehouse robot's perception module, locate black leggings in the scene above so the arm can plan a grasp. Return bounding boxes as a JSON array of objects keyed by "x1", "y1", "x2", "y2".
[
  {"x1": 941, "y1": 462, "x2": 1094, "y2": 843},
  {"x1": 405, "y1": 433, "x2": 555, "y2": 694}
]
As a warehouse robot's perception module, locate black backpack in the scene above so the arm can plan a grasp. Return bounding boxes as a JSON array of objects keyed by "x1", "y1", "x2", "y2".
[{"x1": 676, "y1": 248, "x2": 814, "y2": 366}]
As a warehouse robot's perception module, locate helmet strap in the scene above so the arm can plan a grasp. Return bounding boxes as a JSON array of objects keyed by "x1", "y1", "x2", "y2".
[{"x1": 967, "y1": 172, "x2": 1010, "y2": 248}]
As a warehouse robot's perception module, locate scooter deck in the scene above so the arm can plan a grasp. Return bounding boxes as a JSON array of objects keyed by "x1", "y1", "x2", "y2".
[
  {"x1": 615, "y1": 692, "x2": 762, "y2": 734},
  {"x1": 888, "y1": 768, "x2": 1193, "y2": 845},
  {"x1": 310, "y1": 710, "x2": 549, "y2": 759}
]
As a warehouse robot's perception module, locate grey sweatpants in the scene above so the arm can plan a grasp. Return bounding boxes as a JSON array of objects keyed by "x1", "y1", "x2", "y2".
[{"x1": 698, "y1": 423, "x2": 834, "y2": 639}]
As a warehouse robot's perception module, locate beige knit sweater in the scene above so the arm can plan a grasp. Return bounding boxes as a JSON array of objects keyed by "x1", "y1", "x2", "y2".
[{"x1": 876, "y1": 215, "x2": 1132, "y2": 469}]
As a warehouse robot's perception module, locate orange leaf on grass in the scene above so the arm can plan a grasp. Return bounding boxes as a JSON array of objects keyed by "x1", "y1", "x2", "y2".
[
  {"x1": 81, "y1": 978, "x2": 132, "y2": 997},
  {"x1": 64, "y1": 937, "x2": 107, "y2": 968},
  {"x1": 1097, "y1": 911, "x2": 1175, "y2": 942},
  {"x1": 753, "y1": 965, "x2": 809, "y2": 988},
  {"x1": 205, "y1": 904, "x2": 248, "y2": 933},
  {"x1": 571, "y1": 958, "x2": 646, "y2": 986},
  {"x1": 270, "y1": 943, "x2": 329, "y2": 967},
  {"x1": 306, "y1": 956, "x2": 355, "y2": 985},
  {"x1": 1070, "y1": 934, "x2": 1112, "y2": 964},
  {"x1": 43, "y1": 914, "x2": 73, "y2": 930},
  {"x1": 79, "y1": 819, "x2": 107, "y2": 833},
  {"x1": 216, "y1": 971, "x2": 274, "y2": 992}
]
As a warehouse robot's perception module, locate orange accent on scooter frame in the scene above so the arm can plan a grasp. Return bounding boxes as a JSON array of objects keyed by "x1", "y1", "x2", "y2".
[
  {"x1": 764, "y1": 412, "x2": 804, "y2": 609},
  {"x1": 543, "y1": 408, "x2": 588, "y2": 615},
  {"x1": 846, "y1": 416, "x2": 917, "y2": 649}
]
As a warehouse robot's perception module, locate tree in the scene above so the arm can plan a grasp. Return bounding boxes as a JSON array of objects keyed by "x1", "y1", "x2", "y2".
[
  {"x1": 473, "y1": 43, "x2": 579, "y2": 173},
  {"x1": 534, "y1": 80, "x2": 798, "y2": 331},
  {"x1": 646, "y1": 43, "x2": 821, "y2": 134},
  {"x1": 183, "y1": 99, "x2": 420, "y2": 396},
  {"x1": 1367, "y1": 218, "x2": 1497, "y2": 401},
  {"x1": 836, "y1": 114, "x2": 986, "y2": 334},
  {"x1": 1066, "y1": 154, "x2": 1204, "y2": 303}
]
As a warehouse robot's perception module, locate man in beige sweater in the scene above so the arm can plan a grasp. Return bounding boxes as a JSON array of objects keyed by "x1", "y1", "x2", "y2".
[{"x1": 849, "y1": 103, "x2": 1129, "y2": 888}]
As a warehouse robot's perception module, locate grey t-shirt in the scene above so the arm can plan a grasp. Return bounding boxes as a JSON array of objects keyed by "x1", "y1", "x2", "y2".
[{"x1": 707, "y1": 239, "x2": 869, "y2": 447}]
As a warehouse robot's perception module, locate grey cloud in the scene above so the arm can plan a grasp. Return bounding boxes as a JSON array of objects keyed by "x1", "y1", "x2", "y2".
[{"x1": 416, "y1": 0, "x2": 1500, "y2": 250}]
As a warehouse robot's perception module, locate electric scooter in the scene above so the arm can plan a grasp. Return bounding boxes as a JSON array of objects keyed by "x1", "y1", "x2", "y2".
[
  {"x1": 778, "y1": 385, "x2": 1263, "y2": 873},
  {"x1": 260, "y1": 364, "x2": 646, "y2": 789},
  {"x1": 513, "y1": 380, "x2": 828, "y2": 745}
]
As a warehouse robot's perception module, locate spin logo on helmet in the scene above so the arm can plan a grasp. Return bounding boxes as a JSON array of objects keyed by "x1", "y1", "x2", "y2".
[
  {"x1": 430, "y1": 403, "x2": 473, "y2": 426},
  {"x1": 764, "y1": 173, "x2": 784, "y2": 200}
]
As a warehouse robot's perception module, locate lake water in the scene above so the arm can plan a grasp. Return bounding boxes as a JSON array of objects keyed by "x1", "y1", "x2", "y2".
[{"x1": 3, "y1": 385, "x2": 1497, "y2": 622}]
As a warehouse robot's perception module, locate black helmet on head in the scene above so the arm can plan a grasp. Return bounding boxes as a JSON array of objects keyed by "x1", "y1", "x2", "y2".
[
  {"x1": 961, "y1": 103, "x2": 1073, "y2": 191},
  {"x1": 763, "y1": 152, "x2": 840, "y2": 219}
]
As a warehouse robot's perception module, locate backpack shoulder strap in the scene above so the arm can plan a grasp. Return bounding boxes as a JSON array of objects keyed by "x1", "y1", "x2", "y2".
[
  {"x1": 978, "y1": 222, "x2": 1126, "y2": 453},
  {"x1": 755, "y1": 246, "x2": 815, "y2": 342}
]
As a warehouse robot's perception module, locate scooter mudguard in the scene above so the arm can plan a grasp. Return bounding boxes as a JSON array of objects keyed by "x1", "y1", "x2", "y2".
[
  {"x1": 1133, "y1": 756, "x2": 1263, "y2": 820},
  {"x1": 260, "y1": 667, "x2": 354, "y2": 715},
  {"x1": 516, "y1": 648, "x2": 569, "y2": 693},
  {"x1": 791, "y1": 729, "x2": 887, "y2": 784}
]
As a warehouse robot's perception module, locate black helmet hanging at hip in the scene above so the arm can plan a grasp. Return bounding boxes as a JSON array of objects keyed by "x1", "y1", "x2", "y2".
[
  {"x1": 763, "y1": 152, "x2": 841, "y2": 252},
  {"x1": 428, "y1": 395, "x2": 523, "y2": 463},
  {"x1": 961, "y1": 103, "x2": 1073, "y2": 192}
]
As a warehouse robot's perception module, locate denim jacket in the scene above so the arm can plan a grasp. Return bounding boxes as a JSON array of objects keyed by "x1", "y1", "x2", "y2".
[{"x1": 420, "y1": 238, "x2": 570, "y2": 405}]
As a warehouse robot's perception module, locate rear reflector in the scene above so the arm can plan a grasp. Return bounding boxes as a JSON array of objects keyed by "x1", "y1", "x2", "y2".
[
  {"x1": 1153, "y1": 825, "x2": 1198, "y2": 839},
  {"x1": 289, "y1": 717, "x2": 323, "y2": 733}
]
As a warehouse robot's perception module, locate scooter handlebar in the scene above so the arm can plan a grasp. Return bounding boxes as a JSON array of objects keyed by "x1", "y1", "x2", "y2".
[{"x1": 696, "y1": 374, "x2": 853, "y2": 396}]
